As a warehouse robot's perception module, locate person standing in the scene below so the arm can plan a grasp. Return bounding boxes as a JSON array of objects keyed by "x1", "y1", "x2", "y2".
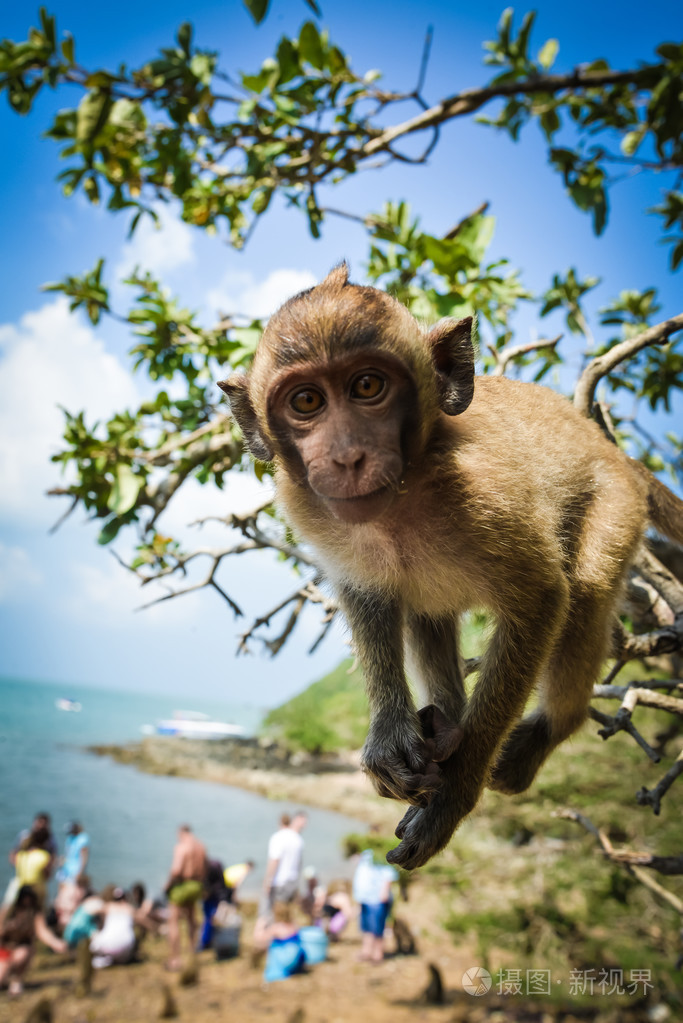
[
  {"x1": 3, "y1": 813, "x2": 58, "y2": 910},
  {"x1": 164, "y1": 825, "x2": 208, "y2": 971},
  {"x1": 352, "y1": 849, "x2": 398, "y2": 963},
  {"x1": 261, "y1": 812, "x2": 307, "y2": 914},
  {"x1": 57, "y1": 821, "x2": 90, "y2": 885}
]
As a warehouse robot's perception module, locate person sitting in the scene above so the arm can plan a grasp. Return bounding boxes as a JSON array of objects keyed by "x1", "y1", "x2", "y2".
[
  {"x1": 319, "y1": 880, "x2": 353, "y2": 941},
  {"x1": 62, "y1": 890, "x2": 105, "y2": 949},
  {"x1": 89, "y1": 885, "x2": 136, "y2": 968},
  {"x1": 0, "y1": 886, "x2": 66, "y2": 998},
  {"x1": 255, "y1": 902, "x2": 306, "y2": 983},
  {"x1": 54, "y1": 873, "x2": 90, "y2": 933}
]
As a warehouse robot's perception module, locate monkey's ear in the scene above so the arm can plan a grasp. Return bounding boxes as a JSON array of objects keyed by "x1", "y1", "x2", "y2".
[
  {"x1": 427, "y1": 316, "x2": 475, "y2": 416},
  {"x1": 319, "y1": 261, "x2": 350, "y2": 292},
  {"x1": 217, "y1": 375, "x2": 274, "y2": 462}
]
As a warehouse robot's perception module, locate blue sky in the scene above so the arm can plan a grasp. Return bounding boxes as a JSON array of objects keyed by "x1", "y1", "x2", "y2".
[{"x1": 0, "y1": 0, "x2": 681, "y2": 707}]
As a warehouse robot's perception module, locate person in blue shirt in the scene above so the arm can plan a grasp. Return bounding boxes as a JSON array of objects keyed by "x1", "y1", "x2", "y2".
[
  {"x1": 352, "y1": 850, "x2": 398, "y2": 964},
  {"x1": 57, "y1": 821, "x2": 90, "y2": 884}
]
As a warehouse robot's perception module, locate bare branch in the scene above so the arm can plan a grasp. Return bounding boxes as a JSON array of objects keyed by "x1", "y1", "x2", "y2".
[
  {"x1": 554, "y1": 808, "x2": 683, "y2": 911},
  {"x1": 237, "y1": 582, "x2": 317, "y2": 655},
  {"x1": 636, "y1": 749, "x2": 683, "y2": 816},
  {"x1": 587, "y1": 704, "x2": 661, "y2": 763},
  {"x1": 593, "y1": 682, "x2": 683, "y2": 716},
  {"x1": 47, "y1": 495, "x2": 79, "y2": 535},
  {"x1": 488, "y1": 334, "x2": 562, "y2": 377},
  {"x1": 443, "y1": 202, "x2": 490, "y2": 240},
  {"x1": 573, "y1": 313, "x2": 683, "y2": 416}
]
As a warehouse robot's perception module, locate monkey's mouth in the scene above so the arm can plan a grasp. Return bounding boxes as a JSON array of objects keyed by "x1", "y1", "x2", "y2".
[{"x1": 321, "y1": 486, "x2": 395, "y2": 524}]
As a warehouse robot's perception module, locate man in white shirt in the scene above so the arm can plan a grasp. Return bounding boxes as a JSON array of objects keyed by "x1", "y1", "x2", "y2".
[{"x1": 262, "y1": 812, "x2": 307, "y2": 912}]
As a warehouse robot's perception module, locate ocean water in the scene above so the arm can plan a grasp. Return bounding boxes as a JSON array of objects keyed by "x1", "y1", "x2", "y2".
[{"x1": 0, "y1": 676, "x2": 366, "y2": 899}]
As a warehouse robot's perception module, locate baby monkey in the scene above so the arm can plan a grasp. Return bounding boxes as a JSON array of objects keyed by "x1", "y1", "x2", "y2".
[{"x1": 219, "y1": 264, "x2": 683, "y2": 869}]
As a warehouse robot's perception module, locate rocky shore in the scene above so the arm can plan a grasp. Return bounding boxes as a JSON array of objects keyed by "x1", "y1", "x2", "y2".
[{"x1": 88, "y1": 735, "x2": 398, "y2": 829}]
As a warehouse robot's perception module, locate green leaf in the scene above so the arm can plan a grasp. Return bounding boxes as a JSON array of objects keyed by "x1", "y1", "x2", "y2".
[
  {"x1": 299, "y1": 22, "x2": 325, "y2": 70},
  {"x1": 76, "y1": 89, "x2": 112, "y2": 143},
  {"x1": 621, "y1": 130, "x2": 643, "y2": 156},
  {"x1": 671, "y1": 239, "x2": 683, "y2": 271},
  {"x1": 97, "y1": 518, "x2": 122, "y2": 545},
  {"x1": 61, "y1": 33, "x2": 75, "y2": 65},
  {"x1": 537, "y1": 38, "x2": 558, "y2": 70},
  {"x1": 108, "y1": 464, "x2": 144, "y2": 515},
  {"x1": 177, "y1": 22, "x2": 192, "y2": 57},
  {"x1": 243, "y1": 0, "x2": 270, "y2": 24}
]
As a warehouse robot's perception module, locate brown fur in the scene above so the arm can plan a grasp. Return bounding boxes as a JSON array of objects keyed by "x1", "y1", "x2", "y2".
[{"x1": 219, "y1": 264, "x2": 683, "y2": 869}]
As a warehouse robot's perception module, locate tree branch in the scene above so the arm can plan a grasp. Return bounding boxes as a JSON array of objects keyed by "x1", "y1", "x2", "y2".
[
  {"x1": 553, "y1": 808, "x2": 683, "y2": 911},
  {"x1": 488, "y1": 334, "x2": 561, "y2": 376},
  {"x1": 636, "y1": 749, "x2": 683, "y2": 816},
  {"x1": 573, "y1": 313, "x2": 683, "y2": 416},
  {"x1": 360, "y1": 63, "x2": 666, "y2": 159}
]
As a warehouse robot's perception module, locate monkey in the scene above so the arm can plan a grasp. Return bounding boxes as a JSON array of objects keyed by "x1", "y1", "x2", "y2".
[{"x1": 218, "y1": 263, "x2": 683, "y2": 871}]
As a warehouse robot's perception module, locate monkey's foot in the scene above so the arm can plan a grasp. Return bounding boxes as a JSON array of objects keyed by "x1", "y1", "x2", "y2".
[
  {"x1": 386, "y1": 800, "x2": 459, "y2": 870},
  {"x1": 361, "y1": 725, "x2": 442, "y2": 807},
  {"x1": 386, "y1": 770, "x2": 479, "y2": 869},
  {"x1": 488, "y1": 715, "x2": 551, "y2": 795}
]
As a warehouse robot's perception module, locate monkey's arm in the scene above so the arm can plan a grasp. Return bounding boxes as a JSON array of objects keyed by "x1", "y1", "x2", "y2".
[
  {"x1": 339, "y1": 586, "x2": 442, "y2": 806},
  {"x1": 389, "y1": 583, "x2": 569, "y2": 868}
]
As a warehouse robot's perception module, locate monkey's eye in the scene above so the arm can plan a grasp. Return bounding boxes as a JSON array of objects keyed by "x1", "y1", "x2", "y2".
[
  {"x1": 350, "y1": 373, "x2": 385, "y2": 401},
  {"x1": 290, "y1": 388, "x2": 325, "y2": 415}
]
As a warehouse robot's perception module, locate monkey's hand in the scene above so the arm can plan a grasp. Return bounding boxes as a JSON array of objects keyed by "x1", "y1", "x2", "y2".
[
  {"x1": 360, "y1": 718, "x2": 442, "y2": 807},
  {"x1": 417, "y1": 704, "x2": 464, "y2": 763}
]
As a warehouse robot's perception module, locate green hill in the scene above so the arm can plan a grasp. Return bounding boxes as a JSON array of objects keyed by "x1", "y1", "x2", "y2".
[
  {"x1": 261, "y1": 614, "x2": 492, "y2": 754},
  {"x1": 261, "y1": 658, "x2": 369, "y2": 753}
]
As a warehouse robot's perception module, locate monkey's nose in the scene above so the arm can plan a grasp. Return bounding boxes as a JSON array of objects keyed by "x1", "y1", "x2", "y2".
[{"x1": 332, "y1": 449, "x2": 366, "y2": 474}]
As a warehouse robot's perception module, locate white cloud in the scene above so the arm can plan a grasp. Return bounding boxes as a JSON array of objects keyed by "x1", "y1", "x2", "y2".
[
  {"x1": 114, "y1": 209, "x2": 196, "y2": 280},
  {"x1": 156, "y1": 473, "x2": 275, "y2": 547},
  {"x1": 206, "y1": 268, "x2": 316, "y2": 321},
  {"x1": 66, "y1": 556, "x2": 203, "y2": 628},
  {"x1": 0, "y1": 543, "x2": 42, "y2": 601},
  {"x1": 0, "y1": 298, "x2": 140, "y2": 526}
]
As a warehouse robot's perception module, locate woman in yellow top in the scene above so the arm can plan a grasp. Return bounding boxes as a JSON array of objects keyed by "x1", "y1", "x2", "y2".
[
  {"x1": 223, "y1": 861, "x2": 255, "y2": 904},
  {"x1": 14, "y1": 838, "x2": 51, "y2": 907}
]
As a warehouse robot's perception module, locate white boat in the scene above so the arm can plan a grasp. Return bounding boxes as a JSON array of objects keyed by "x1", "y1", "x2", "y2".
[
  {"x1": 141, "y1": 710, "x2": 245, "y2": 740},
  {"x1": 56, "y1": 697, "x2": 82, "y2": 712}
]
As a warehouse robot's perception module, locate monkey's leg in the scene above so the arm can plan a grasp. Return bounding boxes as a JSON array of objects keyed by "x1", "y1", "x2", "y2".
[
  {"x1": 488, "y1": 586, "x2": 619, "y2": 794},
  {"x1": 490, "y1": 502, "x2": 643, "y2": 796},
  {"x1": 340, "y1": 587, "x2": 442, "y2": 806},
  {"x1": 389, "y1": 584, "x2": 569, "y2": 869}
]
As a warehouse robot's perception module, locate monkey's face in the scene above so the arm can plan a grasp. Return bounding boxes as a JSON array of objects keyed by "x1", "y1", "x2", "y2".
[{"x1": 267, "y1": 352, "x2": 417, "y2": 524}]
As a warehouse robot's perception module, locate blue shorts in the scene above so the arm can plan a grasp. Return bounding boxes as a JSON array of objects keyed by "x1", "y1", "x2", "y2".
[{"x1": 360, "y1": 902, "x2": 390, "y2": 937}]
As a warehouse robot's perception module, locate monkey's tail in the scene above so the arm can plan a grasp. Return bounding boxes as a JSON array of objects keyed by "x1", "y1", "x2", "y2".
[{"x1": 630, "y1": 459, "x2": 683, "y2": 545}]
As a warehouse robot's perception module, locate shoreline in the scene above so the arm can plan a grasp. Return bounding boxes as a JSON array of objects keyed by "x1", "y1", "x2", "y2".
[{"x1": 87, "y1": 735, "x2": 399, "y2": 830}]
